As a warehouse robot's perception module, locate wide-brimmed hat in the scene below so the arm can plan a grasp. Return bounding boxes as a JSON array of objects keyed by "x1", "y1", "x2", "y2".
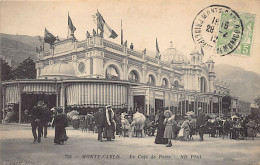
[
  {"x1": 164, "y1": 110, "x2": 172, "y2": 117},
  {"x1": 198, "y1": 107, "x2": 202, "y2": 110},
  {"x1": 106, "y1": 105, "x2": 112, "y2": 108}
]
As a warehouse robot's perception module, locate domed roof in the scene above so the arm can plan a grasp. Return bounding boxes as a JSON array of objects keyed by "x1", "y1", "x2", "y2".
[
  {"x1": 190, "y1": 49, "x2": 200, "y2": 55},
  {"x1": 40, "y1": 61, "x2": 76, "y2": 78},
  {"x1": 161, "y1": 41, "x2": 188, "y2": 63}
]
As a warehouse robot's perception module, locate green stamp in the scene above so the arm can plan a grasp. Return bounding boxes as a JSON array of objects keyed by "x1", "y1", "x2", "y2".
[
  {"x1": 216, "y1": 9, "x2": 243, "y2": 55},
  {"x1": 233, "y1": 13, "x2": 256, "y2": 56}
]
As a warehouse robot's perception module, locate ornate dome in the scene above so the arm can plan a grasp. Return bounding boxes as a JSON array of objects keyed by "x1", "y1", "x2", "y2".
[
  {"x1": 161, "y1": 41, "x2": 188, "y2": 63},
  {"x1": 190, "y1": 49, "x2": 200, "y2": 55},
  {"x1": 40, "y1": 61, "x2": 76, "y2": 78}
]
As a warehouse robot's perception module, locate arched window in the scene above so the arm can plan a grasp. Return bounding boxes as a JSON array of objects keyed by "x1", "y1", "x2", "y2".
[
  {"x1": 172, "y1": 80, "x2": 179, "y2": 89},
  {"x1": 200, "y1": 77, "x2": 207, "y2": 92},
  {"x1": 161, "y1": 78, "x2": 168, "y2": 87},
  {"x1": 128, "y1": 70, "x2": 139, "y2": 83},
  {"x1": 147, "y1": 74, "x2": 155, "y2": 86},
  {"x1": 106, "y1": 65, "x2": 119, "y2": 80}
]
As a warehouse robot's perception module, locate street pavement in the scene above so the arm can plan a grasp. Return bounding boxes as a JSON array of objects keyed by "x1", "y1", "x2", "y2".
[{"x1": 0, "y1": 124, "x2": 259, "y2": 165}]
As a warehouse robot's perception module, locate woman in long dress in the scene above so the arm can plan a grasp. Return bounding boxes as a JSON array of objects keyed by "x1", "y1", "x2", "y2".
[
  {"x1": 163, "y1": 110, "x2": 177, "y2": 147},
  {"x1": 103, "y1": 105, "x2": 116, "y2": 141},
  {"x1": 155, "y1": 110, "x2": 168, "y2": 144},
  {"x1": 52, "y1": 108, "x2": 68, "y2": 144}
]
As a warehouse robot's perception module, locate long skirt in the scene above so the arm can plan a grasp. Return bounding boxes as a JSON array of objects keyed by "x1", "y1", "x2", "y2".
[
  {"x1": 54, "y1": 126, "x2": 67, "y2": 144},
  {"x1": 155, "y1": 128, "x2": 168, "y2": 144},
  {"x1": 164, "y1": 125, "x2": 176, "y2": 139},
  {"x1": 103, "y1": 125, "x2": 115, "y2": 139}
]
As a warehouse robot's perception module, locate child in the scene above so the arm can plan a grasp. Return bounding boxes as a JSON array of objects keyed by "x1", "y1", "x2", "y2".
[
  {"x1": 163, "y1": 110, "x2": 177, "y2": 147},
  {"x1": 181, "y1": 116, "x2": 191, "y2": 141},
  {"x1": 52, "y1": 107, "x2": 68, "y2": 144}
]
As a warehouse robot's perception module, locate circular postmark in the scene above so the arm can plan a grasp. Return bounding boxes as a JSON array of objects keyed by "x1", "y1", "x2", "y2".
[{"x1": 192, "y1": 5, "x2": 243, "y2": 56}]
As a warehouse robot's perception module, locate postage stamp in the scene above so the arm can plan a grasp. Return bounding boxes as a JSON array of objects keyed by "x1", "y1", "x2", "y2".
[
  {"x1": 192, "y1": 5, "x2": 244, "y2": 56},
  {"x1": 233, "y1": 12, "x2": 256, "y2": 56}
]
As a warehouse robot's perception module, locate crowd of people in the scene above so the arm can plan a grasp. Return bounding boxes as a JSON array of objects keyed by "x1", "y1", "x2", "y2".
[
  {"x1": 69, "y1": 106, "x2": 259, "y2": 147},
  {"x1": 3, "y1": 101, "x2": 259, "y2": 147}
]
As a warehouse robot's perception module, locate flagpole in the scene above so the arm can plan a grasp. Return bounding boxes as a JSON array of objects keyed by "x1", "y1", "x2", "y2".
[
  {"x1": 96, "y1": 9, "x2": 99, "y2": 36},
  {"x1": 67, "y1": 12, "x2": 69, "y2": 38},
  {"x1": 121, "y1": 19, "x2": 123, "y2": 45}
]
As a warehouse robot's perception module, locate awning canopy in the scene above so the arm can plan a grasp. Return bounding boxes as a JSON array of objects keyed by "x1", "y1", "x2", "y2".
[{"x1": 22, "y1": 84, "x2": 57, "y2": 94}]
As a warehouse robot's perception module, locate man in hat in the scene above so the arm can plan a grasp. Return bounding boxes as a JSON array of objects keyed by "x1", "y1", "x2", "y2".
[
  {"x1": 94, "y1": 107, "x2": 106, "y2": 142},
  {"x1": 31, "y1": 101, "x2": 45, "y2": 143},
  {"x1": 196, "y1": 107, "x2": 206, "y2": 141}
]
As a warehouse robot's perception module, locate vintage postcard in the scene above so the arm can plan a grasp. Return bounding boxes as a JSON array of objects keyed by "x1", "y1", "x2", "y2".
[{"x1": 0, "y1": 0, "x2": 260, "y2": 165}]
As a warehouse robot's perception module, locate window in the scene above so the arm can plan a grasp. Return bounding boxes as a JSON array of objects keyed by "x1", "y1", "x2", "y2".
[
  {"x1": 147, "y1": 75, "x2": 155, "y2": 86},
  {"x1": 128, "y1": 71, "x2": 139, "y2": 83},
  {"x1": 172, "y1": 80, "x2": 179, "y2": 89},
  {"x1": 106, "y1": 65, "x2": 119, "y2": 80},
  {"x1": 200, "y1": 77, "x2": 207, "y2": 92},
  {"x1": 162, "y1": 78, "x2": 168, "y2": 87}
]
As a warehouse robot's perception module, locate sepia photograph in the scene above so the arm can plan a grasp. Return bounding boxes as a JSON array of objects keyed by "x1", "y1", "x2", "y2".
[{"x1": 0, "y1": 0, "x2": 260, "y2": 165}]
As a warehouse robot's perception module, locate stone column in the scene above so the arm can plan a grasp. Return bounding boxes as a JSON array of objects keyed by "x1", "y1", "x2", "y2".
[
  {"x1": 18, "y1": 84, "x2": 22, "y2": 124},
  {"x1": 2, "y1": 85, "x2": 6, "y2": 120},
  {"x1": 176, "y1": 93, "x2": 179, "y2": 114},
  {"x1": 180, "y1": 94, "x2": 183, "y2": 115},
  {"x1": 218, "y1": 96, "x2": 221, "y2": 117},
  {"x1": 184, "y1": 94, "x2": 186, "y2": 114}
]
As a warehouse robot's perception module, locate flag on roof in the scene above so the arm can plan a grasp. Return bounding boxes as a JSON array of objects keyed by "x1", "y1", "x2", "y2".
[
  {"x1": 156, "y1": 38, "x2": 161, "y2": 59},
  {"x1": 44, "y1": 28, "x2": 56, "y2": 45},
  {"x1": 201, "y1": 47, "x2": 204, "y2": 56},
  {"x1": 68, "y1": 14, "x2": 76, "y2": 34},
  {"x1": 121, "y1": 20, "x2": 123, "y2": 45},
  {"x1": 96, "y1": 10, "x2": 118, "y2": 39}
]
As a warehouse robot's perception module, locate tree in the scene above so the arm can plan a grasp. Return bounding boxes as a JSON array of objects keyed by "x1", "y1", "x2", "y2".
[
  {"x1": 13, "y1": 57, "x2": 36, "y2": 79},
  {"x1": 254, "y1": 97, "x2": 260, "y2": 109},
  {"x1": 0, "y1": 58, "x2": 13, "y2": 81}
]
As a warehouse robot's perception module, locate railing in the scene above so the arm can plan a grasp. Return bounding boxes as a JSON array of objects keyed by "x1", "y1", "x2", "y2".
[
  {"x1": 103, "y1": 39, "x2": 124, "y2": 52},
  {"x1": 127, "y1": 49, "x2": 143, "y2": 58},
  {"x1": 77, "y1": 40, "x2": 88, "y2": 49},
  {"x1": 145, "y1": 56, "x2": 158, "y2": 64},
  {"x1": 160, "y1": 61, "x2": 171, "y2": 67}
]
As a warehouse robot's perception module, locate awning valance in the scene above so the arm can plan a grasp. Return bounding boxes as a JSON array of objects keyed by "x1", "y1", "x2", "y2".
[
  {"x1": 5, "y1": 85, "x2": 20, "y2": 104},
  {"x1": 66, "y1": 83, "x2": 127, "y2": 107},
  {"x1": 22, "y1": 84, "x2": 56, "y2": 94}
]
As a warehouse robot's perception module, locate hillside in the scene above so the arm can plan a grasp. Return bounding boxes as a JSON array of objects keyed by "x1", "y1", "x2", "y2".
[
  {"x1": 0, "y1": 33, "x2": 50, "y2": 67},
  {"x1": 215, "y1": 64, "x2": 260, "y2": 102}
]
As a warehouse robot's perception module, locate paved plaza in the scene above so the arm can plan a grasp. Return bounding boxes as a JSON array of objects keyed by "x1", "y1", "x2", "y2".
[{"x1": 0, "y1": 124, "x2": 259, "y2": 165}]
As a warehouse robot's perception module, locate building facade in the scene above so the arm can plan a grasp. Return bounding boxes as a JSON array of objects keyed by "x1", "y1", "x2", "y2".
[{"x1": 2, "y1": 35, "x2": 237, "y2": 123}]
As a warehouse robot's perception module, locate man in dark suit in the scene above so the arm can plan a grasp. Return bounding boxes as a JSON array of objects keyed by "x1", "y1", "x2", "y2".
[
  {"x1": 94, "y1": 107, "x2": 105, "y2": 142},
  {"x1": 196, "y1": 107, "x2": 206, "y2": 141},
  {"x1": 42, "y1": 105, "x2": 52, "y2": 138},
  {"x1": 31, "y1": 101, "x2": 45, "y2": 143}
]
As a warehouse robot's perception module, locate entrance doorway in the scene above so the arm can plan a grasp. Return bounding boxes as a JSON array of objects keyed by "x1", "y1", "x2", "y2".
[
  {"x1": 133, "y1": 95, "x2": 145, "y2": 113},
  {"x1": 21, "y1": 94, "x2": 56, "y2": 122},
  {"x1": 222, "y1": 96, "x2": 231, "y2": 116},
  {"x1": 155, "y1": 99, "x2": 164, "y2": 111}
]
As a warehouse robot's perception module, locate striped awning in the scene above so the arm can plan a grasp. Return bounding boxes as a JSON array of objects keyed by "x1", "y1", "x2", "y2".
[
  {"x1": 22, "y1": 84, "x2": 56, "y2": 94},
  {"x1": 66, "y1": 83, "x2": 127, "y2": 107},
  {"x1": 5, "y1": 85, "x2": 20, "y2": 104}
]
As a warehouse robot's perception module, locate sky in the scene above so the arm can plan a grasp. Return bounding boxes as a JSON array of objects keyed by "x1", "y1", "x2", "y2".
[{"x1": 0, "y1": 0, "x2": 260, "y2": 74}]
